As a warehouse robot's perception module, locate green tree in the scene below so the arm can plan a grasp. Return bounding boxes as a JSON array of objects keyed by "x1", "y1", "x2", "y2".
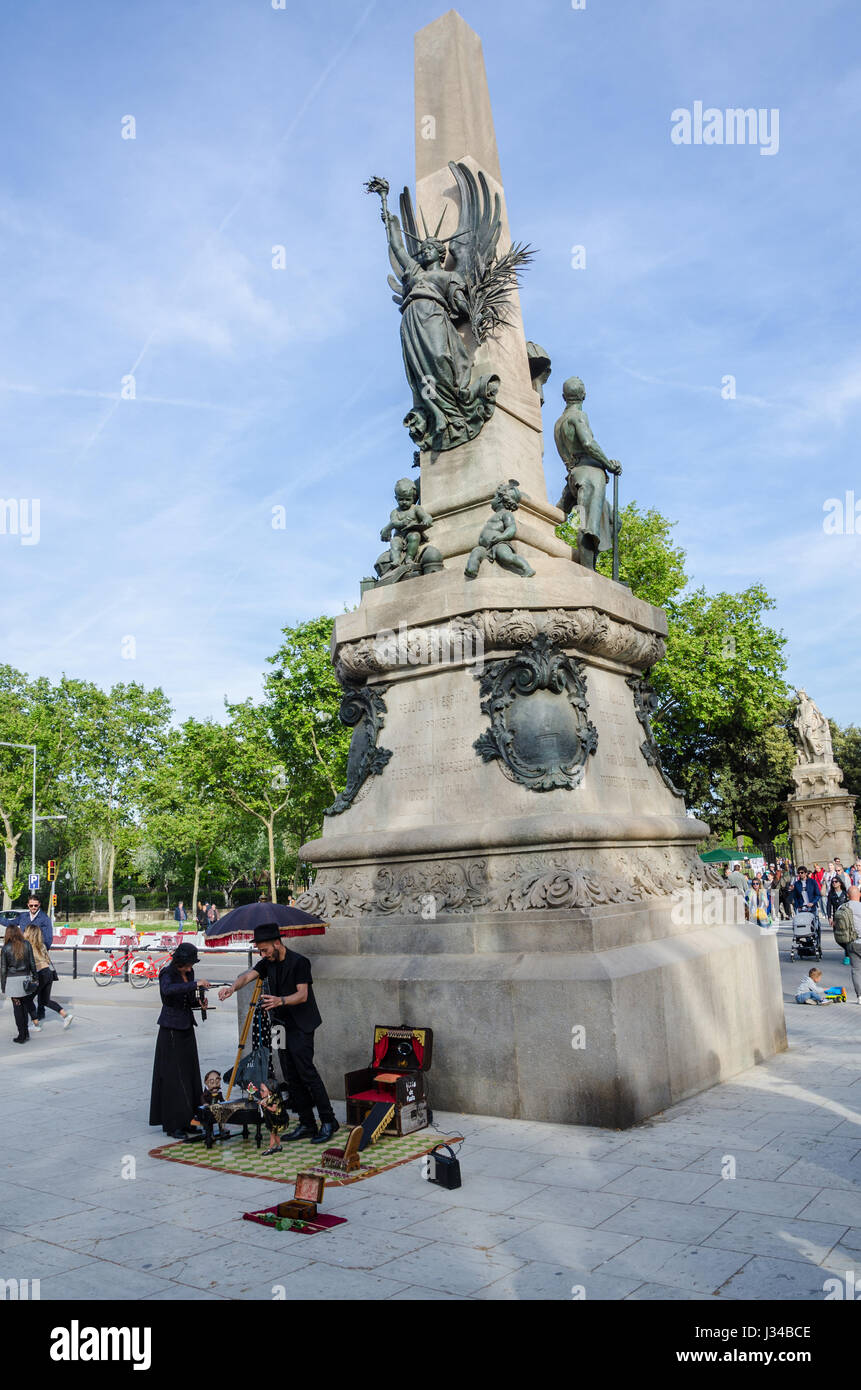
[
  {"x1": 650, "y1": 585, "x2": 791, "y2": 832},
  {"x1": 145, "y1": 717, "x2": 233, "y2": 914},
  {"x1": 695, "y1": 710, "x2": 797, "y2": 853},
  {"x1": 830, "y1": 723, "x2": 861, "y2": 804},
  {"x1": 210, "y1": 699, "x2": 290, "y2": 904},
  {"x1": 71, "y1": 682, "x2": 172, "y2": 919},
  {"x1": 0, "y1": 667, "x2": 78, "y2": 907},
  {"x1": 207, "y1": 817, "x2": 267, "y2": 908},
  {"x1": 590, "y1": 504, "x2": 793, "y2": 838},
  {"x1": 265, "y1": 616, "x2": 351, "y2": 851},
  {"x1": 595, "y1": 502, "x2": 688, "y2": 607}
]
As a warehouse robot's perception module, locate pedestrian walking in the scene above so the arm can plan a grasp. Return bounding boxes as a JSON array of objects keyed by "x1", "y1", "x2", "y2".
[
  {"x1": 17, "y1": 893, "x2": 53, "y2": 950},
  {"x1": 1, "y1": 924, "x2": 38, "y2": 1045},
  {"x1": 793, "y1": 866, "x2": 822, "y2": 920},
  {"x1": 23, "y1": 921, "x2": 73, "y2": 1031},
  {"x1": 747, "y1": 878, "x2": 772, "y2": 927},
  {"x1": 205, "y1": 902, "x2": 219, "y2": 928},
  {"x1": 173, "y1": 900, "x2": 187, "y2": 929},
  {"x1": 835, "y1": 888, "x2": 861, "y2": 1002},
  {"x1": 826, "y1": 875, "x2": 849, "y2": 930},
  {"x1": 195, "y1": 900, "x2": 207, "y2": 931},
  {"x1": 778, "y1": 869, "x2": 793, "y2": 921}
]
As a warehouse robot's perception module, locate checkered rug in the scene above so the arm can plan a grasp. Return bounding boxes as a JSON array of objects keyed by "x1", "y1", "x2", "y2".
[{"x1": 149, "y1": 1128, "x2": 462, "y2": 1186}]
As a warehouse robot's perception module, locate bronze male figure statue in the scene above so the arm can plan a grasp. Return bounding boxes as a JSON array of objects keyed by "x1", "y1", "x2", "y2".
[{"x1": 554, "y1": 377, "x2": 621, "y2": 571}]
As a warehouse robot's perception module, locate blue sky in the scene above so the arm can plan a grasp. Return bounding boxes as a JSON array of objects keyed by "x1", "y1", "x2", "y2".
[{"x1": 2, "y1": 0, "x2": 859, "y2": 724}]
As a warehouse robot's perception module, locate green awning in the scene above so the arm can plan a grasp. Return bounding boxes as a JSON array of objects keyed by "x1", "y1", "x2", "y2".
[{"x1": 699, "y1": 848, "x2": 742, "y2": 863}]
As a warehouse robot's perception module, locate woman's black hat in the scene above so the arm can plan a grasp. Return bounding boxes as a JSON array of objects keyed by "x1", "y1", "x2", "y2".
[{"x1": 172, "y1": 943, "x2": 200, "y2": 965}]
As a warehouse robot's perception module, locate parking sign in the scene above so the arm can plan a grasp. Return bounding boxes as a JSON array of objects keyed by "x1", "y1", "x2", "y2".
[{"x1": 28, "y1": 874, "x2": 39, "y2": 892}]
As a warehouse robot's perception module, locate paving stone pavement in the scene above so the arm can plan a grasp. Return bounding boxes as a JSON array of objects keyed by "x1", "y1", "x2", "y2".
[{"x1": 1, "y1": 922, "x2": 858, "y2": 1301}]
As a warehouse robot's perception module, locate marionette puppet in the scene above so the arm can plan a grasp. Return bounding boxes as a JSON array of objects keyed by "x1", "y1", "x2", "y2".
[
  {"x1": 258, "y1": 1082, "x2": 288, "y2": 1155},
  {"x1": 200, "y1": 1069, "x2": 229, "y2": 1137}
]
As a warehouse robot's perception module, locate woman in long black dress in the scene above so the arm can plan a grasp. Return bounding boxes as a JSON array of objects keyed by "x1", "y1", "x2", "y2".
[{"x1": 149, "y1": 944, "x2": 211, "y2": 1138}]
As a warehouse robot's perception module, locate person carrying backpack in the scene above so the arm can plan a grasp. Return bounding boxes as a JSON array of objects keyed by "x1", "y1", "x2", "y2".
[{"x1": 834, "y1": 888, "x2": 861, "y2": 1000}]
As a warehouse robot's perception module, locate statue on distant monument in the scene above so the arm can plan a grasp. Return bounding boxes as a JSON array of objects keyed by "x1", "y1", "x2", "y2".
[
  {"x1": 794, "y1": 689, "x2": 834, "y2": 764},
  {"x1": 464, "y1": 479, "x2": 535, "y2": 579},
  {"x1": 366, "y1": 165, "x2": 532, "y2": 454},
  {"x1": 373, "y1": 478, "x2": 442, "y2": 586},
  {"x1": 554, "y1": 377, "x2": 621, "y2": 571}
]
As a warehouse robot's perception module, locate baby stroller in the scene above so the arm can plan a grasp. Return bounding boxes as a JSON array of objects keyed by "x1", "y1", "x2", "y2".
[{"x1": 789, "y1": 907, "x2": 822, "y2": 961}]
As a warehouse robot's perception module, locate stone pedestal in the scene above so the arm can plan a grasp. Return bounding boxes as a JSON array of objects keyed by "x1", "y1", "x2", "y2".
[
  {"x1": 786, "y1": 762, "x2": 856, "y2": 867},
  {"x1": 304, "y1": 909, "x2": 785, "y2": 1128},
  {"x1": 296, "y1": 11, "x2": 787, "y2": 1128},
  {"x1": 298, "y1": 563, "x2": 788, "y2": 1126}
]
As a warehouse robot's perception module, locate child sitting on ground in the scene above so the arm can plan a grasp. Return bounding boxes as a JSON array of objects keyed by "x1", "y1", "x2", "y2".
[{"x1": 795, "y1": 967, "x2": 828, "y2": 1005}]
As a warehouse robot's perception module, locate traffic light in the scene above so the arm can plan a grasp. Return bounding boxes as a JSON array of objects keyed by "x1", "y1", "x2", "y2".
[
  {"x1": 47, "y1": 860, "x2": 57, "y2": 881},
  {"x1": 52, "y1": 893, "x2": 57, "y2": 907}
]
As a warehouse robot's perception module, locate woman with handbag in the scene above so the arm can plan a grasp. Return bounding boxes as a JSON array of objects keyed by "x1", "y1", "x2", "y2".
[
  {"x1": 746, "y1": 878, "x2": 773, "y2": 928},
  {"x1": 23, "y1": 921, "x2": 73, "y2": 1031},
  {"x1": 1, "y1": 924, "x2": 39, "y2": 1045}
]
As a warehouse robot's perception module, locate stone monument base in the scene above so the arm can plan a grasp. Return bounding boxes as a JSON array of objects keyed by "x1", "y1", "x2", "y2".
[
  {"x1": 786, "y1": 761, "x2": 856, "y2": 868},
  {"x1": 307, "y1": 900, "x2": 787, "y2": 1129}
]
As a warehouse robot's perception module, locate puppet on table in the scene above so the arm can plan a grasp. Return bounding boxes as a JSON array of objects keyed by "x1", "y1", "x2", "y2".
[{"x1": 199, "y1": 1069, "x2": 229, "y2": 1138}]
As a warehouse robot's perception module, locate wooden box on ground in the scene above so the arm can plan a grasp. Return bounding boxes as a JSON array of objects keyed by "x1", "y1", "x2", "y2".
[{"x1": 345, "y1": 1025, "x2": 433, "y2": 1137}]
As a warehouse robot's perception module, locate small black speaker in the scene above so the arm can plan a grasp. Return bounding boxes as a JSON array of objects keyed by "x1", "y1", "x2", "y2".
[{"x1": 429, "y1": 1143, "x2": 461, "y2": 1189}]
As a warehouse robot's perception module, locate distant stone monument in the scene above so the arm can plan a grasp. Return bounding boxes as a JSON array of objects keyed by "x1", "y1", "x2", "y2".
[
  {"x1": 297, "y1": 10, "x2": 785, "y2": 1127},
  {"x1": 786, "y1": 689, "x2": 856, "y2": 866}
]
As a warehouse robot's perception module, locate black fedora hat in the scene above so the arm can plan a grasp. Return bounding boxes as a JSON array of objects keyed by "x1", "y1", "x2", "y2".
[{"x1": 252, "y1": 924, "x2": 282, "y2": 944}]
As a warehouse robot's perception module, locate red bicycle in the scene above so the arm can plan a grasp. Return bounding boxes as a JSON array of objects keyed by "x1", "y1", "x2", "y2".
[
  {"x1": 91, "y1": 947, "x2": 138, "y2": 987},
  {"x1": 91, "y1": 947, "x2": 171, "y2": 988},
  {"x1": 127, "y1": 950, "x2": 173, "y2": 989}
]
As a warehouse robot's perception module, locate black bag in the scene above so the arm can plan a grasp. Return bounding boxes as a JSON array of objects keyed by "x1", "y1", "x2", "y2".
[
  {"x1": 428, "y1": 1143, "x2": 462, "y2": 1190},
  {"x1": 51, "y1": 968, "x2": 59, "y2": 983},
  {"x1": 22, "y1": 974, "x2": 39, "y2": 996}
]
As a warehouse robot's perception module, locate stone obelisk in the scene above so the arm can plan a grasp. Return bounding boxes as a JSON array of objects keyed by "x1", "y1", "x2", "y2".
[
  {"x1": 411, "y1": 12, "x2": 564, "y2": 566},
  {"x1": 298, "y1": 11, "x2": 786, "y2": 1127}
]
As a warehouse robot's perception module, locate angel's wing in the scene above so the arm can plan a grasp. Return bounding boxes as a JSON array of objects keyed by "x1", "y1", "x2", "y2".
[
  {"x1": 447, "y1": 161, "x2": 502, "y2": 290},
  {"x1": 446, "y1": 159, "x2": 533, "y2": 343},
  {"x1": 399, "y1": 186, "x2": 421, "y2": 248}
]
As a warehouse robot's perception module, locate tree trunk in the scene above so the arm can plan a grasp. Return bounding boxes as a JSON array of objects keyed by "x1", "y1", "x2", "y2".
[
  {"x1": 0, "y1": 808, "x2": 22, "y2": 910},
  {"x1": 267, "y1": 819, "x2": 277, "y2": 905},
  {"x1": 191, "y1": 853, "x2": 201, "y2": 922},
  {"x1": 107, "y1": 842, "x2": 117, "y2": 920},
  {"x1": 3, "y1": 838, "x2": 19, "y2": 910}
]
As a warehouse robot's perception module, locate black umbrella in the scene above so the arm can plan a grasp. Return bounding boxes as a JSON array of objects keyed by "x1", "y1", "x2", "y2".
[{"x1": 204, "y1": 900, "x2": 326, "y2": 941}]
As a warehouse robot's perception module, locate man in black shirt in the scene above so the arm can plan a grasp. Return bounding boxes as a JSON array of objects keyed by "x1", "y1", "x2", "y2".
[{"x1": 218, "y1": 924, "x2": 338, "y2": 1143}]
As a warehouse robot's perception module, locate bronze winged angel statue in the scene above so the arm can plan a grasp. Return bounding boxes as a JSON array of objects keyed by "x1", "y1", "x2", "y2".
[{"x1": 366, "y1": 163, "x2": 532, "y2": 455}]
